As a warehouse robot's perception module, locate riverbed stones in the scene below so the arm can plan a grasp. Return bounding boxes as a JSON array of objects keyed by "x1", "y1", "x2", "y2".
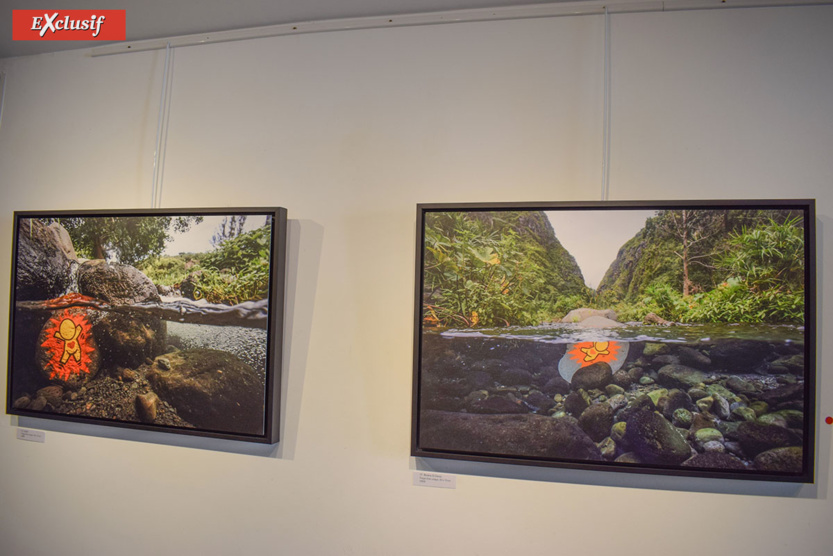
[
  {"x1": 563, "y1": 390, "x2": 591, "y2": 416},
  {"x1": 681, "y1": 452, "x2": 747, "y2": 470},
  {"x1": 625, "y1": 410, "x2": 692, "y2": 465},
  {"x1": 146, "y1": 349, "x2": 264, "y2": 435},
  {"x1": 135, "y1": 392, "x2": 160, "y2": 423},
  {"x1": 94, "y1": 313, "x2": 167, "y2": 369},
  {"x1": 419, "y1": 410, "x2": 603, "y2": 461},
  {"x1": 708, "y1": 339, "x2": 768, "y2": 372},
  {"x1": 677, "y1": 346, "x2": 711, "y2": 369}
]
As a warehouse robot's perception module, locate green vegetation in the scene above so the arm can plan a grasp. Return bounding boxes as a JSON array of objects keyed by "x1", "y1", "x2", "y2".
[
  {"x1": 423, "y1": 209, "x2": 806, "y2": 329},
  {"x1": 139, "y1": 224, "x2": 273, "y2": 305},
  {"x1": 422, "y1": 211, "x2": 589, "y2": 327},
  {"x1": 48, "y1": 216, "x2": 203, "y2": 266},
  {"x1": 598, "y1": 211, "x2": 806, "y2": 325}
]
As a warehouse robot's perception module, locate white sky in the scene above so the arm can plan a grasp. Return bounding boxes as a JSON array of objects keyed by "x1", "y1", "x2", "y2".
[
  {"x1": 545, "y1": 210, "x2": 656, "y2": 289},
  {"x1": 163, "y1": 215, "x2": 269, "y2": 256}
]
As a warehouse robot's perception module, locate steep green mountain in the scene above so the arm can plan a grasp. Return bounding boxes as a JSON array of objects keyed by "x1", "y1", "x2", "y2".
[
  {"x1": 595, "y1": 208, "x2": 805, "y2": 324},
  {"x1": 423, "y1": 210, "x2": 588, "y2": 327}
]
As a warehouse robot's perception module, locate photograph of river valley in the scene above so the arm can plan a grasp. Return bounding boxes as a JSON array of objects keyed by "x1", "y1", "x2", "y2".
[
  {"x1": 8, "y1": 211, "x2": 279, "y2": 438},
  {"x1": 416, "y1": 204, "x2": 813, "y2": 479}
]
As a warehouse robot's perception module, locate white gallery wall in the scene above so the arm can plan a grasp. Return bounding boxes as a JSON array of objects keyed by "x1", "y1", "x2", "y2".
[{"x1": 1, "y1": 5, "x2": 832, "y2": 555}]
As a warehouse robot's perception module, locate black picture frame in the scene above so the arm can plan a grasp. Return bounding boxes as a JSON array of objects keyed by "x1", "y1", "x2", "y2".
[
  {"x1": 7, "y1": 207, "x2": 287, "y2": 444},
  {"x1": 412, "y1": 200, "x2": 815, "y2": 482}
]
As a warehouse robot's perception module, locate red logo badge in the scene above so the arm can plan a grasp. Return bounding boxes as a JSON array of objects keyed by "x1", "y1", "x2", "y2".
[{"x1": 12, "y1": 10, "x2": 126, "y2": 41}]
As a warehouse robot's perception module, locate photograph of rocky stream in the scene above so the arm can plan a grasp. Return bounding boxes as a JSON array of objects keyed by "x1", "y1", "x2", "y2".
[
  {"x1": 416, "y1": 204, "x2": 814, "y2": 480},
  {"x1": 7, "y1": 211, "x2": 281, "y2": 440}
]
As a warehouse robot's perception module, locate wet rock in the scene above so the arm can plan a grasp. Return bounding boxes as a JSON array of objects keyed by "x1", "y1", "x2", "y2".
[
  {"x1": 35, "y1": 308, "x2": 101, "y2": 390},
  {"x1": 731, "y1": 406, "x2": 757, "y2": 422},
  {"x1": 616, "y1": 393, "x2": 655, "y2": 423},
  {"x1": 712, "y1": 394, "x2": 731, "y2": 420},
  {"x1": 660, "y1": 389, "x2": 696, "y2": 419},
  {"x1": 652, "y1": 354, "x2": 680, "y2": 368},
  {"x1": 696, "y1": 396, "x2": 714, "y2": 413},
  {"x1": 687, "y1": 387, "x2": 709, "y2": 401},
  {"x1": 672, "y1": 409, "x2": 693, "y2": 428},
  {"x1": 542, "y1": 376, "x2": 571, "y2": 397},
  {"x1": 120, "y1": 369, "x2": 138, "y2": 382},
  {"x1": 658, "y1": 364, "x2": 708, "y2": 390},
  {"x1": 625, "y1": 410, "x2": 692, "y2": 465},
  {"x1": 725, "y1": 376, "x2": 758, "y2": 396},
  {"x1": 561, "y1": 308, "x2": 617, "y2": 323},
  {"x1": 702, "y1": 440, "x2": 725, "y2": 453},
  {"x1": 500, "y1": 367, "x2": 533, "y2": 386},
  {"x1": 78, "y1": 261, "x2": 160, "y2": 305},
  {"x1": 605, "y1": 384, "x2": 625, "y2": 397},
  {"x1": 627, "y1": 366, "x2": 646, "y2": 382},
  {"x1": 524, "y1": 391, "x2": 555, "y2": 414},
  {"x1": 419, "y1": 410, "x2": 604, "y2": 461},
  {"x1": 647, "y1": 388, "x2": 668, "y2": 407},
  {"x1": 471, "y1": 396, "x2": 527, "y2": 414},
  {"x1": 694, "y1": 428, "x2": 724, "y2": 449},
  {"x1": 610, "y1": 421, "x2": 627, "y2": 444},
  {"x1": 563, "y1": 390, "x2": 591, "y2": 416},
  {"x1": 689, "y1": 412, "x2": 718, "y2": 434},
  {"x1": 677, "y1": 346, "x2": 711, "y2": 369},
  {"x1": 708, "y1": 339, "x2": 769, "y2": 372},
  {"x1": 146, "y1": 349, "x2": 264, "y2": 435},
  {"x1": 758, "y1": 383, "x2": 804, "y2": 405},
  {"x1": 571, "y1": 362, "x2": 613, "y2": 390},
  {"x1": 681, "y1": 452, "x2": 747, "y2": 470},
  {"x1": 29, "y1": 396, "x2": 48, "y2": 411},
  {"x1": 578, "y1": 403, "x2": 614, "y2": 442},
  {"x1": 14, "y1": 219, "x2": 76, "y2": 301},
  {"x1": 574, "y1": 316, "x2": 624, "y2": 328},
  {"x1": 642, "y1": 342, "x2": 668, "y2": 357},
  {"x1": 771, "y1": 409, "x2": 804, "y2": 428},
  {"x1": 753, "y1": 447, "x2": 804, "y2": 473},
  {"x1": 36, "y1": 385, "x2": 64, "y2": 407},
  {"x1": 736, "y1": 421, "x2": 802, "y2": 458},
  {"x1": 607, "y1": 394, "x2": 628, "y2": 413},
  {"x1": 598, "y1": 437, "x2": 617, "y2": 460},
  {"x1": 757, "y1": 413, "x2": 789, "y2": 428},
  {"x1": 639, "y1": 376, "x2": 655, "y2": 385},
  {"x1": 612, "y1": 370, "x2": 633, "y2": 389},
  {"x1": 643, "y1": 313, "x2": 672, "y2": 326},
  {"x1": 749, "y1": 401, "x2": 769, "y2": 417},
  {"x1": 768, "y1": 354, "x2": 805, "y2": 376},
  {"x1": 12, "y1": 396, "x2": 32, "y2": 410},
  {"x1": 94, "y1": 313, "x2": 167, "y2": 369},
  {"x1": 135, "y1": 392, "x2": 159, "y2": 423},
  {"x1": 615, "y1": 452, "x2": 642, "y2": 464}
]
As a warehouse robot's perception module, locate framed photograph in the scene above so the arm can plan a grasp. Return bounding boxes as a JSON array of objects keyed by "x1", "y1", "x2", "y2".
[
  {"x1": 412, "y1": 200, "x2": 815, "y2": 482},
  {"x1": 7, "y1": 207, "x2": 287, "y2": 443}
]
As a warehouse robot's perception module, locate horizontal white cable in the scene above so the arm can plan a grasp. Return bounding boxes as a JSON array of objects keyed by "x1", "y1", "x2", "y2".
[{"x1": 91, "y1": 0, "x2": 833, "y2": 56}]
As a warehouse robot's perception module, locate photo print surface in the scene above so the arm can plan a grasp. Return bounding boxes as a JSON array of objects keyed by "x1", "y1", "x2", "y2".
[
  {"x1": 412, "y1": 201, "x2": 815, "y2": 482},
  {"x1": 7, "y1": 208, "x2": 286, "y2": 443}
]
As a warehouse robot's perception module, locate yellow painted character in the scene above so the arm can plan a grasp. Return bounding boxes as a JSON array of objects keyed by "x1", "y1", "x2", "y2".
[
  {"x1": 580, "y1": 341, "x2": 610, "y2": 362},
  {"x1": 54, "y1": 318, "x2": 83, "y2": 364}
]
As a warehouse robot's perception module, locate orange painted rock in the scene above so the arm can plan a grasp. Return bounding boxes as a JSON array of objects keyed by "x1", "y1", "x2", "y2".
[{"x1": 36, "y1": 308, "x2": 100, "y2": 390}]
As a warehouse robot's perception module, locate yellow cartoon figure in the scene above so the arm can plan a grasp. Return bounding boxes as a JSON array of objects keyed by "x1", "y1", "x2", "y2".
[
  {"x1": 54, "y1": 318, "x2": 83, "y2": 365},
  {"x1": 580, "y1": 341, "x2": 610, "y2": 362}
]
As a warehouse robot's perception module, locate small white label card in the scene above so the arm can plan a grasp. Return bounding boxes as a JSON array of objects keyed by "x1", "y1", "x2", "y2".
[
  {"x1": 413, "y1": 471, "x2": 456, "y2": 489},
  {"x1": 16, "y1": 428, "x2": 46, "y2": 443}
]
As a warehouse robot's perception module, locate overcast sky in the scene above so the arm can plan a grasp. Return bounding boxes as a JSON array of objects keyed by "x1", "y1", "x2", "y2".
[
  {"x1": 163, "y1": 215, "x2": 270, "y2": 256},
  {"x1": 545, "y1": 210, "x2": 656, "y2": 289}
]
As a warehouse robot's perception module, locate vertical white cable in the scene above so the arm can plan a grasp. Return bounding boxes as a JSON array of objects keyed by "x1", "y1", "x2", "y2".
[
  {"x1": 0, "y1": 72, "x2": 7, "y2": 132},
  {"x1": 601, "y1": 7, "x2": 612, "y2": 201},
  {"x1": 151, "y1": 43, "x2": 172, "y2": 209}
]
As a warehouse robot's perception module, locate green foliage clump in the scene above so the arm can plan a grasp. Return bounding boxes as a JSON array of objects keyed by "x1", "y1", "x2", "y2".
[{"x1": 423, "y1": 211, "x2": 588, "y2": 328}]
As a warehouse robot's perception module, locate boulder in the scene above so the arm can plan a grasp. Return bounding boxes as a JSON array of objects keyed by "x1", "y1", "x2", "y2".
[
  {"x1": 578, "y1": 403, "x2": 614, "y2": 442},
  {"x1": 625, "y1": 410, "x2": 692, "y2": 465},
  {"x1": 573, "y1": 316, "x2": 624, "y2": 329},
  {"x1": 571, "y1": 361, "x2": 613, "y2": 390},
  {"x1": 562, "y1": 308, "x2": 618, "y2": 323},
  {"x1": 146, "y1": 349, "x2": 264, "y2": 435},
  {"x1": 14, "y1": 219, "x2": 76, "y2": 301},
  {"x1": 753, "y1": 447, "x2": 804, "y2": 474},
  {"x1": 35, "y1": 308, "x2": 101, "y2": 390},
  {"x1": 676, "y1": 346, "x2": 711, "y2": 368},
  {"x1": 471, "y1": 396, "x2": 528, "y2": 415},
  {"x1": 708, "y1": 339, "x2": 769, "y2": 373},
  {"x1": 736, "y1": 421, "x2": 802, "y2": 458},
  {"x1": 419, "y1": 410, "x2": 603, "y2": 461},
  {"x1": 78, "y1": 260, "x2": 160, "y2": 305},
  {"x1": 657, "y1": 364, "x2": 708, "y2": 390},
  {"x1": 681, "y1": 452, "x2": 747, "y2": 471},
  {"x1": 93, "y1": 313, "x2": 167, "y2": 369}
]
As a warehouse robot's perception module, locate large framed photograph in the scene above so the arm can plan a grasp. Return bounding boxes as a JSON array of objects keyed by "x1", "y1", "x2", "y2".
[
  {"x1": 7, "y1": 207, "x2": 287, "y2": 443},
  {"x1": 412, "y1": 200, "x2": 815, "y2": 482}
]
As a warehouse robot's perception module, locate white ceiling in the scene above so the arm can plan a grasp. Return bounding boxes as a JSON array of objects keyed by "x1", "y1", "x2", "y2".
[{"x1": 0, "y1": 0, "x2": 569, "y2": 59}]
